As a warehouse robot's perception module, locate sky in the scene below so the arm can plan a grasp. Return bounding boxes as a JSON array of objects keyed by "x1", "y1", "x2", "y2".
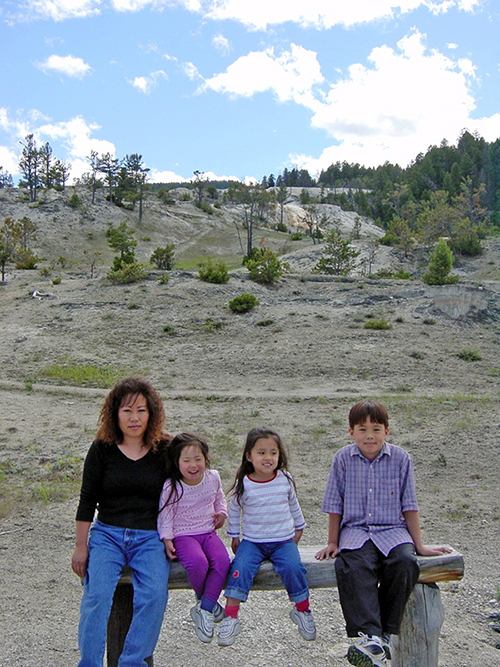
[{"x1": 1, "y1": 0, "x2": 500, "y2": 185}]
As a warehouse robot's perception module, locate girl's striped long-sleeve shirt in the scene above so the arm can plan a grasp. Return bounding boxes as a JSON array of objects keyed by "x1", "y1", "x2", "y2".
[{"x1": 227, "y1": 470, "x2": 306, "y2": 543}]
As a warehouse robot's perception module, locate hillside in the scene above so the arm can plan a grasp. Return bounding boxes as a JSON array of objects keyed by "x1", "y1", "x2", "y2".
[{"x1": 0, "y1": 185, "x2": 499, "y2": 666}]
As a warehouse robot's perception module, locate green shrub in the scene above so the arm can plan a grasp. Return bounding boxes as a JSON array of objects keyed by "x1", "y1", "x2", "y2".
[
  {"x1": 107, "y1": 262, "x2": 148, "y2": 284},
  {"x1": 457, "y1": 349, "x2": 482, "y2": 362},
  {"x1": 291, "y1": 232, "x2": 303, "y2": 241},
  {"x1": 246, "y1": 248, "x2": 283, "y2": 284},
  {"x1": 198, "y1": 258, "x2": 230, "y2": 284},
  {"x1": 151, "y1": 244, "x2": 175, "y2": 270},
  {"x1": 51, "y1": 274, "x2": 61, "y2": 285},
  {"x1": 157, "y1": 273, "x2": 170, "y2": 285},
  {"x1": 394, "y1": 269, "x2": 411, "y2": 279},
  {"x1": 364, "y1": 319, "x2": 392, "y2": 330},
  {"x1": 67, "y1": 192, "x2": 82, "y2": 209},
  {"x1": 16, "y1": 250, "x2": 39, "y2": 269},
  {"x1": 203, "y1": 317, "x2": 224, "y2": 331},
  {"x1": 256, "y1": 318, "x2": 275, "y2": 327},
  {"x1": 276, "y1": 221, "x2": 288, "y2": 233},
  {"x1": 229, "y1": 293, "x2": 259, "y2": 313},
  {"x1": 162, "y1": 324, "x2": 176, "y2": 335},
  {"x1": 195, "y1": 201, "x2": 214, "y2": 215}
]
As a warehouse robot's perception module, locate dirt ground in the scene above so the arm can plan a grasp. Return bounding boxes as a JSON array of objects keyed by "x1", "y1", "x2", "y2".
[{"x1": 1, "y1": 232, "x2": 500, "y2": 665}]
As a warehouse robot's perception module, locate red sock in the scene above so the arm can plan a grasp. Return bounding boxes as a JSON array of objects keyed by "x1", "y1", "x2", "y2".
[
  {"x1": 224, "y1": 605, "x2": 239, "y2": 618},
  {"x1": 295, "y1": 598, "x2": 310, "y2": 613}
]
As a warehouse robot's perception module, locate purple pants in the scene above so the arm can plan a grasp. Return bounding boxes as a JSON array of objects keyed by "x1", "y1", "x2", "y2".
[{"x1": 173, "y1": 532, "x2": 230, "y2": 606}]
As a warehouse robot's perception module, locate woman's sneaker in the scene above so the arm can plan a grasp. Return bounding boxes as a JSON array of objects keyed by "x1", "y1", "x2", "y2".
[
  {"x1": 289, "y1": 608, "x2": 317, "y2": 640},
  {"x1": 190, "y1": 602, "x2": 215, "y2": 643},
  {"x1": 217, "y1": 616, "x2": 241, "y2": 646},
  {"x1": 347, "y1": 633, "x2": 387, "y2": 667}
]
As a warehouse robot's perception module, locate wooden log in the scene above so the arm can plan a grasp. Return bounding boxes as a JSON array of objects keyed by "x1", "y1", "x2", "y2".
[
  {"x1": 116, "y1": 545, "x2": 464, "y2": 589},
  {"x1": 108, "y1": 545, "x2": 463, "y2": 666},
  {"x1": 393, "y1": 583, "x2": 445, "y2": 667}
]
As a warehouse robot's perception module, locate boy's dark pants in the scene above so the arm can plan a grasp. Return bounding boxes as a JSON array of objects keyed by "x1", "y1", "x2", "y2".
[{"x1": 335, "y1": 540, "x2": 419, "y2": 637}]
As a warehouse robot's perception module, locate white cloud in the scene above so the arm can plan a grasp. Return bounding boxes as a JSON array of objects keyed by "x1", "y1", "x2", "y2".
[
  {"x1": 289, "y1": 30, "x2": 485, "y2": 171},
  {"x1": 150, "y1": 169, "x2": 190, "y2": 183},
  {"x1": 182, "y1": 62, "x2": 201, "y2": 80},
  {"x1": 19, "y1": 0, "x2": 101, "y2": 21},
  {"x1": 192, "y1": 0, "x2": 479, "y2": 30},
  {"x1": 128, "y1": 70, "x2": 168, "y2": 94},
  {"x1": 199, "y1": 44, "x2": 324, "y2": 108},
  {"x1": 212, "y1": 33, "x2": 231, "y2": 56},
  {"x1": 11, "y1": 0, "x2": 482, "y2": 25},
  {"x1": 0, "y1": 146, "x2": 19, "y2": 173},
  {"x1": 38, "y1": 116, "x2": 116, "y2": 180},
  {"x1": 149, "y1": 168, "x2": 242, "y2": 183},
  {"x1": 35, "y1": 55, "x2": 92, "y2": 78},
  {"x1": 0, "y1": 110, "x2": 116, "y2": 181}
]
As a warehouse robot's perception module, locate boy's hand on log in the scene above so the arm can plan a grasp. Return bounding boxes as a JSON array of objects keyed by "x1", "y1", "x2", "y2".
[
  {"x1": 417, "y1": 544, "x2": 453, "y2": 557},
  {"x1": 315, "y1": 543, "x2": 339, "y2": 560}
]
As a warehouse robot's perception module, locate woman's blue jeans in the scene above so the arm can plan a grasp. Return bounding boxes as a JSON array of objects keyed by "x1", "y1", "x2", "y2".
[
  {"x1": 224, "y1": 539, "x2": 309, "y2": 603},
  {"x1": 78, "y1": 520, "x2": 169, "y2": 667}
]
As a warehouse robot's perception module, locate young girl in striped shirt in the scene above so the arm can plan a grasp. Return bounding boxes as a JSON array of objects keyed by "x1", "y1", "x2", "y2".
[
  {"x1": 218, "y1": 427, "x2": 316, "y2": 646},
  {"x1": 158, "y1": 433, "x2": 230, "y2": 643}
]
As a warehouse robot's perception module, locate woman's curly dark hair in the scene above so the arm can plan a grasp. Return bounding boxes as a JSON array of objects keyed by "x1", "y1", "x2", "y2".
[{"x1": 96, "y1": 376, "x2": 165, "y2": 450}]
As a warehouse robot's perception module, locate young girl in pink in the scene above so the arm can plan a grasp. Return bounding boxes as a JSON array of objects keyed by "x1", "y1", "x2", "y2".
[{"x1": 158, "y1": 432, "x2": 230, "y2": 643}]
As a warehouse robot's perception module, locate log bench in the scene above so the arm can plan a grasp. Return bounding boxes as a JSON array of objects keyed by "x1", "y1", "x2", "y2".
[{"x1": 107, "y1": 545, "x2": 464, "y2": 667}]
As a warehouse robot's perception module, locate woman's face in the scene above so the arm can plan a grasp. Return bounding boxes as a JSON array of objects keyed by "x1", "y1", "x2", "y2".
[{"x1": 118, "y1": 393, "x2": 149, "y2": 441}]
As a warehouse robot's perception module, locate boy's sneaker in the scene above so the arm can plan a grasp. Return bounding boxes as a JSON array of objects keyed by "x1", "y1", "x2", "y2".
[
  {"x1": 217, "y1": 616, "x2": 241, "y2": 646},
  {"x1": 213, "y1": 601, "x2": 225, "y2": 623},
  {"x1": 347, "y1": 633, "x2": 387, "y2": 667},
  {"x1": 289, "y1": 608, "x2": 317, "y2": 640},
  {"x1": 190, "y1": 602, "x2": 214, "y2": 643},
  {"x1": 381, "y1": 633, "x2": 393, "y2": 660}
]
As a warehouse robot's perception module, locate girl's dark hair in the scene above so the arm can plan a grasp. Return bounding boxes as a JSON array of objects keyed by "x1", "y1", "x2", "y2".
[
  {"x1": 231, "y1": 427, "x2": 293, "y2": 505},
  {"x1": 160, "y1": 433, "x2": 211, "y2": 509},
  {"x1": 96, "y1": 376, "x2": 165, "y2": 451},
  {"x1": 349, "y1": 400, "x2": 389, "y2": 429}
]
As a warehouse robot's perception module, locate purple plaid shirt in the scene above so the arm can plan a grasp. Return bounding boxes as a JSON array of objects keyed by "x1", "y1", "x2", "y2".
[{"x1": 321, "y1": 442, "x2": 419, "y2": 556}]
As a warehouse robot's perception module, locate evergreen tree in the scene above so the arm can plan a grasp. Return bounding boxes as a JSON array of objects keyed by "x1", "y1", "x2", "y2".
[
  {"x1": 313, "y1": 225, "x2": 359, "y2": 276},
  {"x1": 422, "y1": 238, "x2": 459, "y2": 285}
]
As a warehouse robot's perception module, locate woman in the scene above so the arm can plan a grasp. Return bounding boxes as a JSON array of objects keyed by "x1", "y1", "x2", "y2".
[{"x1": 71, "y1": 377, "x2": 170, "y2": 667}]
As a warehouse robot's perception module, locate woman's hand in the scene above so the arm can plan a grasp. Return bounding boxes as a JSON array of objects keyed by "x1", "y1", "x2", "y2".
[
  {"x1": 71, "y1": 544, "x2": 89, "y2": 578},
  {"x1": 231, "y1": 537, "x2": 240, "y2": 554}
]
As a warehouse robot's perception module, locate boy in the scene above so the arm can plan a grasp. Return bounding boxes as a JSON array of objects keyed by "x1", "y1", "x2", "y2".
[{"x1": 316, "y1": 400, "x2": 451, "y2": 667}]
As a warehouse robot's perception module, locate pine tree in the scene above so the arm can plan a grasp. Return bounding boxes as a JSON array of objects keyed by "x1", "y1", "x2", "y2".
[{"x1": 422, "y1": 238, "x2": 459, "y2": 285}]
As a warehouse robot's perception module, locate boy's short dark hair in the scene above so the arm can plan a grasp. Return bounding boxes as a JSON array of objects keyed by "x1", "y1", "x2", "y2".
[{"x1": 349, "y1": 400, "x2": 389, "y2": 429}]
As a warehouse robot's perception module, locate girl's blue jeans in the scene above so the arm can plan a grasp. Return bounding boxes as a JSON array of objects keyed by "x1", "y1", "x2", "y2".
[
  {"x1": 78, "y1": 520, "x2": 169, "y2": 667},
  {"x1": 224, "y1": 538, "x2": 309, "y2": 603}
]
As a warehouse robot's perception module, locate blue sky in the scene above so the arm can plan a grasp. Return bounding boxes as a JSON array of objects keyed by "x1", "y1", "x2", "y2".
[{"x1": 1, "y1": 1, "x2": 499, "y2": 184}]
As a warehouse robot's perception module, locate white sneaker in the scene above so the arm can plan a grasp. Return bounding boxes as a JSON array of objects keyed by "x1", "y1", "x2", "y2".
[
  {"x1": 381, "y1": 633, "x2": 393, "y2": 660},
  {"x1": 217, "y1": 616, "x2": 241, "y2": 646},
  {"x1": 190, "y1": 601, "x2": 214, "y2": 643},
  {"x1": 289, "y1": 607, "x2": 317, "y2": 640},
  {"x1": 347, "y1": 633, "x2": 387, "y2": 667},
  {"x1": 213, "y1": 601, "x2": 225, "y2": 623}
]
